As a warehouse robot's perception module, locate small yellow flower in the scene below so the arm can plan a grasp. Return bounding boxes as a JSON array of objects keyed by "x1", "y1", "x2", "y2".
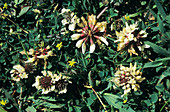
[
  {"x1": 123, "y1": 100, "x2": 127, "y2": 103},
  {"x1": 124, "y1": 15, "x2": 131, "y2": 21},
  {"x1": 1, "y1": 13, "x2": 8, "y2": 19},
  {"x1": 0, "y1": 100, "x2": 7, "y2": 106},
  {"x1": 68, "y1": 59, "x2": 76, "y2": 67},
  {"x1": 56, "y1": 42, "x2": 63, "y2": 50},
  {"x1": 39, "y1": 19, "x2": 43, "y2": 23},
  {"x1": 3, "y1": 3, "x2": 8, "y2": 9}
]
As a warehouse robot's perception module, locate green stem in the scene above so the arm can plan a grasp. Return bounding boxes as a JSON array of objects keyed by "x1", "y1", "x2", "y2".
[
  {"x1": 160, "y1": 98, "x2": 170, "y2": 112},
  {"x1": 18, "y1": 35, "x2": 29, "y2": 59},
  {"x1": 81, "y1": 95, "x2": 93, "y2": 112}
]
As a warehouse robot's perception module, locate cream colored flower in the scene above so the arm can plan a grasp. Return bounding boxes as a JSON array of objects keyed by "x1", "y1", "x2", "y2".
[
  {"x1": 112, "y1": 63, "x2": 145, "y2": 96},
  {"x1": 10, "y1": 65, "x2": 28, "y2": 81},
  {"x1": 32, "y1": 71, "x2": 71, "y2": 94},
  {"x1": 54, "y1": 74, "x2": 72, "y2": 94},
  {"x1": 71, "y1": 14, "x2": 108, "y2": 54},
  {"x1": 76, "y1": 39, "x2": 84, "y2": 48},
  {"x1": 115, "y1": 22, "x2": 148, "y2": 55},
  {"x1": 32, "y1": 71, "x2": 58, "y2": 94},
  {"x1": 71, "y1": 34, "x2": 82, "y2": 40},
  {"x1": 60, "y1": 8, "x2": 79, "y2": 31}
]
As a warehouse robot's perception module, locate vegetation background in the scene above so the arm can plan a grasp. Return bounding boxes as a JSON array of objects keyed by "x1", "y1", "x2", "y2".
[{"x1": 0, "y1": 0, "x2": 169, "y2": 112}]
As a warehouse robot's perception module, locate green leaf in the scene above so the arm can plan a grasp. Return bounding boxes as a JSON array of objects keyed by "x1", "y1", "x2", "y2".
[
  {"x1": 87, "y1": 97, "x2": 94, "y2": 106},
  {"x1": 144, "y1": 41, "x2": 170, "y2": 57},
  {"x1": 42, "y1": 102, "x2": 65, "y2": 108},
  {"x1": 157, "y1": 15, "x2": 165, "y2": 33},
  {"x1": 153, "y1": 0, "x2": 167, "y2": 19},
  {"x1": 155, "y1": 84, "x2": 164, "y2": 92},
  {"x1": 39, "y1": 96, "x2": 56, "y2": 102},
  {"x1": 150, "y1": 92, "x2": 158, "y2": 103},
  {"x1": 144, "y1": 99, "x2": 152, "y2": 106},
  {"x1": 157, "y1": 68, "x2": 170, "y2": 84},
  {"x1": 103, "y1": 93, "x2": 123, "y2": 110},
  {"x1": 109, "y1": 9, "x2": 118, "y2": 17},
  {"x1": 0, "y1": 106, "x2": 7, "y2": 112},
  {"x1": 58, "y1": 62, "x2": 67, "y2": 67},
  {"x1": 14, "y1": 0, "x2": 18, "y2": 4},
  {"x1": 88, "y1": 71, "x2": 93, "y2": 86},
  {"x1": 26, "y1": 106, "x2": 36, "y2": 112},
  {"x1": 165, "y1": 15, "x2": 170, "y2": 23},
  {"x1": 18, "y1": 0, "x2": 24, "y2": 4},
  {"x1": 143, "y1": 61, "x2": 163, "y2": 68},
  {"x1": 17, "y1": 6, "x2": 30, "y2": 17},
  {"x1": 2, "y1": 88, "x2": 18, "y2": 110},
  {"x1": 143, "y1": 57, "x2": 170, "y2": 68}
]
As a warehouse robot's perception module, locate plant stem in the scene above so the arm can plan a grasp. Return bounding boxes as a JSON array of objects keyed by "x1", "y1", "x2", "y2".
[
  {"x1": 97, "y1": 7, "x2": 108, "y2": 19},
  {"x1": 91, "y1": 87, "x2": 107, "y2": 112},
  {"x1": 81, "y1": 95, "x2": 93, "y2": 112},
  {"x1": 18, "y1": 35, "x2": 29, "y2": 59},
  {"x1": 160, "y1": 98, "x2": 170, "y2": 112},
  {"x1": 1, "y1": 15, "x2": 29, "y2": 34}
]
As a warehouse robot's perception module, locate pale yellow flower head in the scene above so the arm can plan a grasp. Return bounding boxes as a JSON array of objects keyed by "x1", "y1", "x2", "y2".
[
  {"x1": 115, "y1": 22, "x2": 148, "y2": 55},
  {"x1": 60, "y1": 8, "x2": 79, "y2": 31},
  {"x1": 71, "y1": 14, "x2": 108, "y2": 54},
  {"x1": 112, "y1": 63, "x2": 145, "y2": 96},
  {"x1": 10, "y1": 65, "x2": 28, "y2": 81}
]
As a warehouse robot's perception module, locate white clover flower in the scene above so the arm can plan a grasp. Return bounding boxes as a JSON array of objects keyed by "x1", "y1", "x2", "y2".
[
  {"x1": 32, "y1": 71, "x2": 71, "y2": 94},
  {"x1": 115, "y1": 22, "x2": 148, "y2": 55},
  {"x1": 32, "y1": 71, "x2": 58, "y2": 94},
  {"x1": 60, "y1": 8, "x2": 79, "y2": 31},
  {"x1": 10, "y1": 65, "x2": 28, "y2": 81},
  {"x1": 112, "y1": 63, "x2": 145, "y2": 96}
]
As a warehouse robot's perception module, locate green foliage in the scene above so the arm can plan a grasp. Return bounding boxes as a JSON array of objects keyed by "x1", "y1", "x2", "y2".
[{"x1": 0, "y1": 0, "x2": 169, "y2": 112}]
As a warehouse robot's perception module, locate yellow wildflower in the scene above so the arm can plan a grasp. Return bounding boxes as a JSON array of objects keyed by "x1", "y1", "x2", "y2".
[
  {"x1": 0, "y1": 100, "x2": 7, "y2": 105},
  {"x1": 56, "y1": 42, "x2": 63, "y2": 50},
  {"x1": 123, "y1": 100, "x2": 127, "y2": 103},
  {"x1": 39, "y1": 19, "x2": 43, "y2": 23},
  {"x1": 124, "y1": 15, "x2": 131, "y2": 21},
  {"x1": 1, "y1": 13, "x2": 8, "y2": 19},
  {"x1": 3, "y1": 3, "x2": 8, "y2": 9},
  {"x1": 68, "y1": 59, "x2": 76, "y2": 67}
]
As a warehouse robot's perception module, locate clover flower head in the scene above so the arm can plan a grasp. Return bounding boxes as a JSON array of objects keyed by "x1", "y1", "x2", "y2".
[
  {"x1": 10, "y1": 65, "x2": 28, "y2": 81},
  {"x1": 32, "y1": 71, "x2": 71, "y2": 94},
  {"x1": 71, "y1": 14, "x2": 108, "y2": 54},
  {"x1": 32, "y1": 71, "x2": 58, "y2": 94},
  {"x1": 112, "y1": 63, "x2": 145, "y2": 96},
  {"x1": 55, "y1": 73, "x2": 72, "y2": 94},
  {"x1": 27, "y1": 46, "x2": 53, "y2": 61},
  {"x1": 115, "y1": 22, "x2": 148, "y2": 55},
  {"x1": 60, "y1": 8, "x2": 79, "y2": 31}
]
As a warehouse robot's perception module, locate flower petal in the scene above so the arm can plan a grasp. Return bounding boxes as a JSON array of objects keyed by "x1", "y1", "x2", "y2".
[
  {"x1": 90, "y1": 43, "x2": 95, "y2": 53},
  {"x1": 82, "y1": 42, "x2": 86, "y2": 54},
  {"x1": 99, "y1": 37, "x2": 109, "y2": 46},
  {"x1": 76, "y1": 39, "x2": 84, "y2": 48},
  {"x1": 69, "y1": 23, "x2": 76, "y2": 31},
  {"x1": 71, "y1": 34, "x2": 81, "y2": 40}
]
